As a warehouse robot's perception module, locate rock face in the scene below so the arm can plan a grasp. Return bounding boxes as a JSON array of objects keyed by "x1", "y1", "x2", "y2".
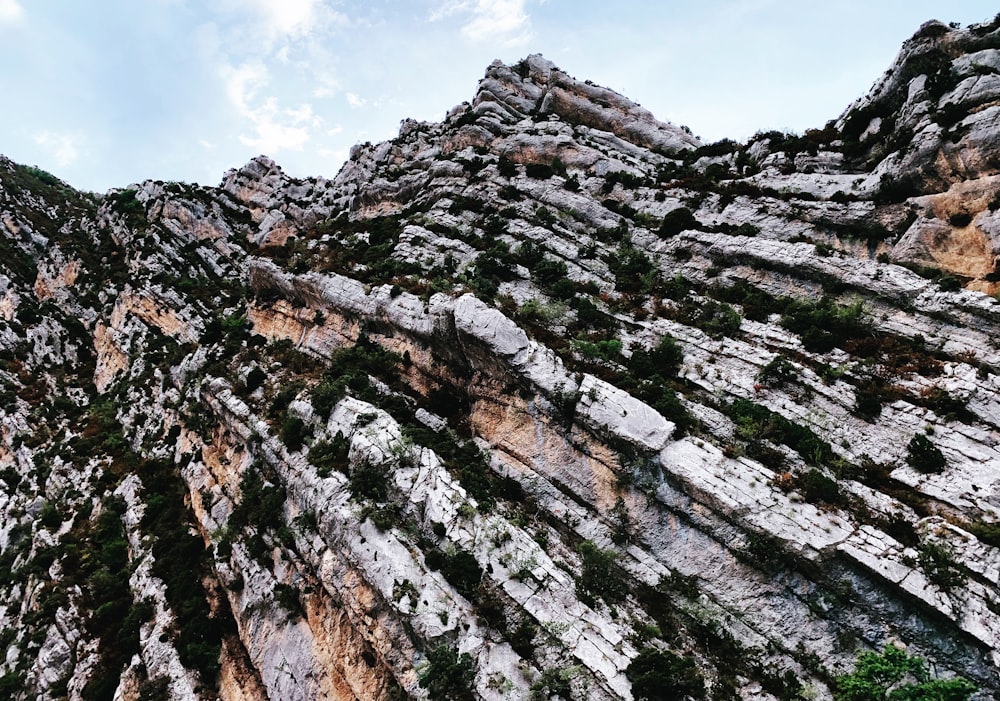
[{"x1": 2, "y1": 17, "x2": 1000, "y2": 701}]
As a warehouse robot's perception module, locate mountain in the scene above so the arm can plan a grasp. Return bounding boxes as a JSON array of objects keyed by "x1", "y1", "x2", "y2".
[{"x1": 2, "y1": 16, "x2": 1000, "y2": 701}]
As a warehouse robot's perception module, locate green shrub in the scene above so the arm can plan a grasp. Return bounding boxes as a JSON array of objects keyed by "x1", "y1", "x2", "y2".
[
  {"x1": 834, "y1": 645, "x2": 974, "y2": 701},
  {"x1": 853, "y1": 377, "x2": 891, "y2": 422},
  {"x1": 781, "y1": 297, "x2": 869, "y2": 353},
  {"x1": 905, "y1": 434, "x2": 946, "y2": 474},
  {"x1": 574, "y1": 338, "x2": 623, "y2": 362},
  {"x1": 418, "y1": 645, "x2": 476, "y2": 701},
  {"x1": 730, "y1": 399, "x2": 833, "y2": 467},
  {"x1": 709, "y1": 280, "x2": 782, "y2": 322},
  {"x1": 531, "y1": 256, "x2": 568, "y2": 288},
  {"x1": 308, "y1": 433, "x2": 350, "y2": 477},
  {"x1": 142, "y1": 459, "x2": 229, "y2": 680},
  {"x1": 525, "y1": 162, "x2": 554, "y2": 179},
  {"x1": 245, "y1": 367, "x2": 267, "y2": 393},
  {"x1": 350, "y1": 459, "x2": 390, "y2": 503},
  {"x1": 310, "y1": 380, "x2": 343, "y2": 418},
  {"x1": 530, "y1": 667, "x2": 574, "y2": 700},
  {"x1": 602, "y1": 170, "x2": 648, "y2": 192},
  {"x1": 607, "y1": 244, "x2": 658, "y2": 294},
  {"x1": 964, "y1": 520, "x2": 1000, "y2": 549},
  {"x1": 798, "y1": 468, "x2": 844, "y2": 506},
  {"x1": 917, "y1": 541, "x2": 966, "y2": 591},
  {"x1": 658, "y1": 207, "x2": 699, "y2": 238},
  {"x1": 627, "y1": 647, "x2": 706, "y2": 700},
  {"x1": 273, "y1": 583, "x2": 303, "y2": 620},
  {"x1": 576, "y1": 540, "x2": 627, "y2": 606},
  {"x1": 679, "y1": 299, "x2": 742, "y2": 338},
  {"x1": 425, "y1": 548, "x2": 482, "y2": 599},
  {"x1": 574, "y1": 296, "x2": 618, "y2": 330},
  {"x1": 469, "y1": 243, "x2": 518, "y2": 299},
  {"x1": 920, "y1": 388, "x2": 972, "y2": 423},
  {"x1": 629, "y1": 336, "x2": 683, "y2": 379},
  {"x1": 268, "y1": 380, "x2": 305, "y2": 420},
  {"x1": 280, "y1": 415, "x2": 309, "y2": 452},
  {"x1": 757, "y1": 355, "x2": 798, "y2": 389},
  {"x1": 401, "y1": 425, "x2": 507, "y2": 511},
  {"x1": 109, "y1": 188, "x2": 147, "y2": 228},
  {"x1": 609, "y1": 496, "x2": 632, "y2": 545},
  {"x1": 229, "y1": 465, "x2": 286, "y2": 534},
  {"x1": 497, "y1": 156, "x2": 517, "y2": 177},
  {"x1": 660, "y1": 273, "x2": 692, "y2": 301}
]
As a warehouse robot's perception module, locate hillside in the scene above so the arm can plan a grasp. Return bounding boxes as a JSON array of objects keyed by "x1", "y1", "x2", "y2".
[{"x1": 1, "y1": 17, "x2": 1000, "y2": 701}]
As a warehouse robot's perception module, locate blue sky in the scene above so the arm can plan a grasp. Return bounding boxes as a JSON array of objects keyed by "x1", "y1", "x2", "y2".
[{"x1": 0, "y1": 0, "x2": 996, "y2": 192}]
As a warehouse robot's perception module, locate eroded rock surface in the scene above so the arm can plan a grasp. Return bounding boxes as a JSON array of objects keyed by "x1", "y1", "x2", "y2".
[{"x1": 2, "y1": 18, "x2": 1000, "y2": 701}]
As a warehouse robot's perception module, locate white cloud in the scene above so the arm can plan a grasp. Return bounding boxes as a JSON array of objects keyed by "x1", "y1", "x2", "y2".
[
  {"x1": 318, "y1": 146, "x2": 348, "y2": 160},
  {"x1": 345, "y1": 92, "x2": 367, "y2": 109},
  {"x1": 429, "y1": 0, "x2": 471, "y2": 21},
  {"x1": 220, "y1": 61, "x2": 269, "y2": 112},
  {"x1": 0, "y1": 0, "x2": 24, "y2": 24},
  {"x1": 462, "y1": 0, "x2": 530, "y2": 42},
  {"x1": 238, "y1": 114, "x2": 310, "y2": 153},
  {"x1": 213, "y1": 0, "x2": 347, "y2": 49},
  {"x1": 219, "y1": 61, "x2": 316, "y2": 154},
  {"x1": 33, "y1": 131, "x2": 83, "y2": 167},
  {"x1": 286, "y1": 103, "x2": 320, "y2": 125},
  {"x1": 431, "y1": 0, "x2": 532, "y2": 45},
  {"x1": 253, "y1": 0, "x2": 317, "y2": 40}
]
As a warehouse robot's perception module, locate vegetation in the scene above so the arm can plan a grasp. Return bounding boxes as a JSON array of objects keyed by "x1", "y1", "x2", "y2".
[
  {"x1": 308, "y1": 433, "x2": 350, "y2": 477},
  {"x1": 834, "y1": 645, "x2": 975, "y2": 701},
  {"x1": 675, "y1": 298, "x2": 742, "y2": 339},
  {"x1": 79, "y1": 497, "x2": 150, "y2": 701},
  {"x1": 607, "y1": 242, "x2": 658, "y2": 294},
  {"x1": 905, "y1": 434, "x2": 947, "y2": 474},
  {"x1": 730, "y1": 399, "x2": 835, "y2": 468},
  {"x1": 141, "y1": 458, "x2": 229, "y2": 682},
  {"x1": 709, "y1": 280, "x2": 783, "y2": 322},
  {"x1": 279, "y1": 414, "x2": 310, "y2": 451},
  {"x1": 308, "y1": 335, "x2": 403, "y2": 419},
  {"x1": 628, "y1": 336, "x2": 684, "y2": 379},
  {"x1": 401, "y1": 423, "x2": 519, "y2": 512},
  {"x1": 617, "y1": 335, "x2": 693, "y2": 436},
  {"x1": 2, "y1": 44, "x2": 997, "y2": 699},
  {"x1": 575, "y1": 540, "x2": 628, "y2": 606},
  {"x1": 657, "y1": 207, "x2": 699, "y2": 238},
  {"x1": 224, "y1": 463, "x2": 287, "y2": 563},
  {"x1": 627, "y1": 647, "x2": 706, "y2": 700},
  {"x1": 798, "y1": 468, "x2": 845, "y2": 506},
  {"x1": 780, "y1": 297, "x2": 870, "y2": 353},
  {"x1": 757, "y1": 355, "x2": 798, "y2": 389},
  {"x1": 424, "y1": 547, "x2": 483, "y2": 599},
  {"x1": 530, "y1": 667, "x2": 575, "y2": 700},
  {"x1": 916, "y1": 541, "x2": 966, "y2": 591},
  {"x1": 418, "y1": 644, "x2": 476, "y2": 701}
]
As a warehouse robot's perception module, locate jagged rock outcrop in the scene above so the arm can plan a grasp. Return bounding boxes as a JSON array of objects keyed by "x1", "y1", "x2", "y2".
[{"x1": 2, "y1": 15, "x2": 1000, "y2": 701}]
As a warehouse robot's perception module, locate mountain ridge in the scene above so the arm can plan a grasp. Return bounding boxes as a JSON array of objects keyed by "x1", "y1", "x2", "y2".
[{"x1": 1, "y1": 16, "x2": 1000, "y2": 701}]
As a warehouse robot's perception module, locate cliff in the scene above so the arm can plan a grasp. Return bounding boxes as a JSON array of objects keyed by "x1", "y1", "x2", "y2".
[{"x1": 1, "y1": 19, "x2": 1000, "y2": 701}]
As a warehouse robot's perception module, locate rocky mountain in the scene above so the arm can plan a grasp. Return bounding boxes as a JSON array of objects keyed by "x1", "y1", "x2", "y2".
[{"x1": 2, "y1": 16, "x2": 1000, "y2": 701}]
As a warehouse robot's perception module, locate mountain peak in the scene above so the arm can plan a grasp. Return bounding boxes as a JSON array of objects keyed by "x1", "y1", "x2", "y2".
[{"x1": 468, "y1": 53, "x2": 700, "y2": 154}]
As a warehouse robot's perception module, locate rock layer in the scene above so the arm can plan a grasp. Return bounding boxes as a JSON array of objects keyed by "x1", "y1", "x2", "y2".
[{"x1": 2, "y1": 17, "x2": 1000, "y2": 701}]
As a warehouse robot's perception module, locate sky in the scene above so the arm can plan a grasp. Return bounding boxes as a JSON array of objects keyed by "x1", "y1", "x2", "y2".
[{"x1": 0, "y1": 0, "x2": 997, "y2": 193}]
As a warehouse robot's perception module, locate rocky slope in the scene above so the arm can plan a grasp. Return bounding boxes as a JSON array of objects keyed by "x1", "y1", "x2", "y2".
[{"x1": 2, "y1": 16, "x2": 1000, "y2": 701}]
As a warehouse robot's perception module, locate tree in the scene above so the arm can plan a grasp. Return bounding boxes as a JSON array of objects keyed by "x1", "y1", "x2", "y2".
[
  {"x1": 418, "y1": 644, "x2": 475, "y2": 701},
  {"x1": 905, "y1": 434, "x2": 946, "y2": 474},
  {"x1": 627, "y1": 647, "x2": 706, "y2": 700},
  {"x1": 835, "y1": 645, "x2": 975, "y2": 701}
]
